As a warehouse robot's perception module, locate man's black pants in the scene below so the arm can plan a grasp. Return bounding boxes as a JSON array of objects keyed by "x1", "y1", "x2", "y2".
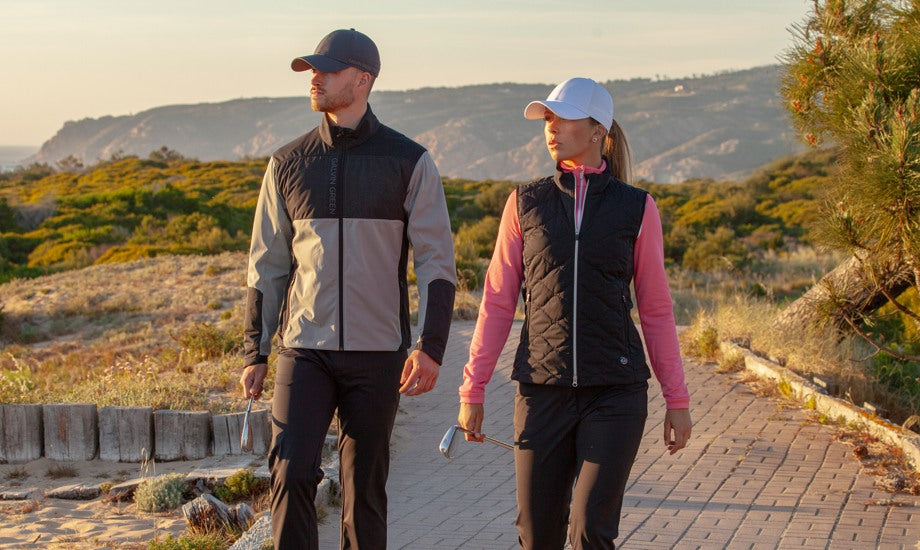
[
  {"x1": 513, "y1": 381, "x2": 648, "y2": 550},
  {"x1": 269, "y1": 348, "x2": 405, "y2": 550}
]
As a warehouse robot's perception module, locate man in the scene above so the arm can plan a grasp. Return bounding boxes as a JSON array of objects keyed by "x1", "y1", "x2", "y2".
[{"x1": 239, "y1": 28, "x2": 457, "y2": 549}]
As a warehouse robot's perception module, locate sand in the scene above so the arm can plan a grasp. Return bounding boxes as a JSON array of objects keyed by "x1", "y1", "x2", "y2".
[{"x1": 0, "y1": 456, "x2": 262, "y2": 549}]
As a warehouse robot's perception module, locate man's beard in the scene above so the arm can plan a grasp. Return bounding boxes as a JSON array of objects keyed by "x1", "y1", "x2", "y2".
[{"x1": 311, "y1": 87, "x2": 356, "y2": 113}]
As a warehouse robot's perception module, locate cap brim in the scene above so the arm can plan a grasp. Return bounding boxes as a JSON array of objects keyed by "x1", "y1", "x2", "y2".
[
  {"x1": 291, "y1": 55, "x2": 350, "y2": 73},
  {"x1": 523, "y1": 100, "x2": 591, "y2": 121}
]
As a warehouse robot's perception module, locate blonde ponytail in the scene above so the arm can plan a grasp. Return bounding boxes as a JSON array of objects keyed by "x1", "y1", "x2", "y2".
[{"x1": 601, "y1": 119, "x2": 633, "y2": 184}]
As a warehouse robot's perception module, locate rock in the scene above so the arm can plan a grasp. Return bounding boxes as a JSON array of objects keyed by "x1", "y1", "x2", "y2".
[
  {"x1": 228, "y1": 502, "x2": 255, "y2": 530},
  {"x1": 229, "y1": 514, "x2": 272, "y2": 550},
  {"x1": 46, "y1": 483, "x2": 101, "y2": 500},
  {"x1": 182, "y1": 493, "x2": 256, "y2": 533},
  {"x1": 316, "y1": 477, "x2": 340, "y2": 508},
  {"x1": 104, "y1": 478, "x2": 144, "y2": 502},
  {"x1": 182, "y1": 493, "x2": 231, "y2": 532},
  {"x1": 0, "y1": 490, "x2": 34, "y2": 501}
]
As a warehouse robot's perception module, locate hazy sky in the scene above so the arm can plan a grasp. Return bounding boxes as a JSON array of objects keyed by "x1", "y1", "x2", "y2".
[{"x1": 0, "y1": 0, "x2": 811, "y2": 146}]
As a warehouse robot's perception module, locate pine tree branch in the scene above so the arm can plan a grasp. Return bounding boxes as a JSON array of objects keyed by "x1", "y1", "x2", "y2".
[
  {"x1": 877, "y1": 283, "x2": 920, "y2": 324},
  {"x1": 841, "y1": 312, "x2": 920, "y2": 362}
]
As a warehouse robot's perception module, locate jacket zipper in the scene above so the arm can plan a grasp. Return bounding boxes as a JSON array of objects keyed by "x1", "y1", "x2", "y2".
[
  {"x1": 572, "y1": 167, "x2": 587, "y2": 388},
  {"x1": 338, "y1": 141, "x2": 348, "y2": 351},
  {"x1": 573, "y1": 234, "x2": 579, "y2": 387}
]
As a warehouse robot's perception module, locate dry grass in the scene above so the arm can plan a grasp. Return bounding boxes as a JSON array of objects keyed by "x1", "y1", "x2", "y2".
[
  {"x1": 702, "y1": 295, "x2": 886, "y2": 408},
  {"x1": 0, "y1": 253, "x2": 250, "y2": 412},
  {"x1": 0, "y1": 251, "x2": 492, "y2": 412},
  {"x1": 45, "y1": 464, "x2": 78, "y2": 479},
  {"x1": 3, "y1": 466, "x2": 28, "y2": 481},
  {"x1": 668, "y1": 246, "x2": 845, "y2": 325}
]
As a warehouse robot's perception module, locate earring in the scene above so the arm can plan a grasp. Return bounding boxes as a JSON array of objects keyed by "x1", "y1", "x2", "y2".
[{"x1": 592, "y1": 137, "x2": 598, "y2": 143}]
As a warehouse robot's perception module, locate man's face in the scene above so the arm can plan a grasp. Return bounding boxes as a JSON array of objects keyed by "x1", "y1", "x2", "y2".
[{"x1": 309, "y1": 67, "x2": 364, "y2": 113}]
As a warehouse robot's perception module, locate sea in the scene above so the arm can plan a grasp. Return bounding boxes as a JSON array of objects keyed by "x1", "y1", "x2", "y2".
[{"x1": 0, "y1": 146, "x2": 39, "y2": 172}]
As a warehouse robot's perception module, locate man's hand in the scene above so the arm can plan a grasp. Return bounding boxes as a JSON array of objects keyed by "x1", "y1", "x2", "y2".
[
  {"x1": 664, "y1": 408, "x2": 692, "y2": 455},
  {"x1": 399, "y1": 349, "x2": 439, "y2": 396},
  {"x1": 240, "y1": 363, "x2": 268, "y2": 399},
  {"x1": 458, "y1": 403, "x2": 484, "y2": 442}
]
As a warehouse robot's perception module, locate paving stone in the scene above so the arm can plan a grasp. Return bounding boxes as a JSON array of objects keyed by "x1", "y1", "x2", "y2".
[{"x1": 225, "y1": 322, "x2": 920, "y2": 548}]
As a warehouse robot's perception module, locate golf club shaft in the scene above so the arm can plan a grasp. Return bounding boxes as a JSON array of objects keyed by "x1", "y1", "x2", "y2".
[
  {"x1": 457, "y1": 426, "x2": 513, "y2": 450},
  {"x1": 482, "y1": 435, "x2": 514, "y2": 450}
]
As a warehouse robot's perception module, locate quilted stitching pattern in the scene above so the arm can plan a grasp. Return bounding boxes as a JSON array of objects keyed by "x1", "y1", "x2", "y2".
[{"x1": 512, "y1": 172, "x2": 652, "y2": 387}]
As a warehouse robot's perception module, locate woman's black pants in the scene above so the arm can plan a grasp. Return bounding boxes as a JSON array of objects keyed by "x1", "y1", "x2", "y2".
[{"x1": 513, "y1": 380, "x2": 648, "y2": 550}]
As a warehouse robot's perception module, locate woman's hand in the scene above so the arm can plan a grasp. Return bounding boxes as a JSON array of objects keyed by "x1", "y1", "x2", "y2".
[
  {"x1": 664, "y1": 408, "x2": 692, "y2": 455},
  {"x1": 458, "y1": 403, "x2": 484, "y2": 442}
]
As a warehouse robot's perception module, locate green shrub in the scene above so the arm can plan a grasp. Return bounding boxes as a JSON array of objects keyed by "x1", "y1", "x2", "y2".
[
  {"x1": 453, "y1": 216, "x2": 498, "y2": 264},
  {"x1": 681, "y1": 227, "x2": 749, "y2": 272},
  {"x1": 474, "y1": 181, "x2": 515, "y2": 216},
  {"x1": 717, "y1": 348, "x2": 746, "y2": 373},
  {"x1": 147, "y1": 532, "x2": 229, "y2": 550},
  {"x1": 214, "y1": 468, "x2": 267, "y2": 503},
  {"x1": 27, "y1": 240, "x2": 90, "y2": 269},
  {"x1": 681, "y1": 313, "x2": 721, "y2": 362},
  {"x1": 135, "y1": 473, "x2": 186, "y2": 512},
  {"x1": 0, "y1": 199, "x2": 19, "y2": 232},
  {"x1": 175, "y1": 323, "x2": 238, "y2": 361},
  {"x1": 204, "y1": 264, "x2": 225, "y2": 277}
]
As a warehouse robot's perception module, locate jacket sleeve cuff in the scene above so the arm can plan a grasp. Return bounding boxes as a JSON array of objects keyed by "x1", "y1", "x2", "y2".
[
  {"x1": 664, "y1": 397, "x2": 691, "y2": 409},
  {"x1": 244, "y1": 354, "x2": 268, "y2": 367},
  {"x1": 418, "y1": 278, "x2": 456, "y2": 365},
  {"x1": 417, "y1": 340, "x2": 445, "y2": 365},
  {"x1": 458, "y1": 388, "x2": 485, "y2": 404}
]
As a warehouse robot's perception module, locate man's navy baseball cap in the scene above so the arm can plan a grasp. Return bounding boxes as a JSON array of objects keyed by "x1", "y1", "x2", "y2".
[{"x1": 291, "y1": 28, "x2": 380, "y2": 77}]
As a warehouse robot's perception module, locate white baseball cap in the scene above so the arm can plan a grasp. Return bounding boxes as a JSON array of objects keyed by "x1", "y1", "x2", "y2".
[{"x1": 524, "y1": 77, "x2": 614, "y2": 132}]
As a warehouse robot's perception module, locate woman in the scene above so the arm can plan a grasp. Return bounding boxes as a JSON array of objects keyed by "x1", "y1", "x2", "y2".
[{"x1": 457, "y1": 77, "x2": 692, "y2": 549}]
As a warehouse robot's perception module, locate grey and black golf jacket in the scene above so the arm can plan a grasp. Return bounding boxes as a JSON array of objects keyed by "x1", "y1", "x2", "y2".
[{"x1": 243, "y1": 106, "x2": 457, "y2": 366}]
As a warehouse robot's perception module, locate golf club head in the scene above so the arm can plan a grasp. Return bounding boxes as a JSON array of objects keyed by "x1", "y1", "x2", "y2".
[
  {"x1": 439, "y1": 425, "x2": 460, "y2": 459},
  {"x1": 240, "y1": 396, "x2": 254, "y2": 452}
]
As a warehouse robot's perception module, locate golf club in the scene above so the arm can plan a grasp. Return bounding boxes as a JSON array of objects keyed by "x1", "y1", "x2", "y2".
[
  {"x1": 240, "y1": 395, "x2": 254, "y2": 452},
  {"x1": 439, "y1": 424, "x2": 513, "y2": 459}
]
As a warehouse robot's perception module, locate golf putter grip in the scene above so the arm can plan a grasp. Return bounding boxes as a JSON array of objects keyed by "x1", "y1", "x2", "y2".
[
  {"x1": 240, "y1": 396, "x2": 254, "y2": 452},
  {"x1": 457, "y1": 426, "x2": 514, "y2": 450}
]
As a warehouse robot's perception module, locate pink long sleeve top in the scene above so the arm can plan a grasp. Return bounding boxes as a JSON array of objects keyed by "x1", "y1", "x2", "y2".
[{"x1": 459, "y1": 164, "x2": 690, "y2": 409}]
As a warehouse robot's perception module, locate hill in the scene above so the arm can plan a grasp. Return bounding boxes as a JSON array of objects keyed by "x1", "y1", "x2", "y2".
[
  {"x1": 0, "y1": 148, "x2": 834, "y2": 286},
  {"x1": 32, "y1": 66, "x2": 803, "y2": 184}
]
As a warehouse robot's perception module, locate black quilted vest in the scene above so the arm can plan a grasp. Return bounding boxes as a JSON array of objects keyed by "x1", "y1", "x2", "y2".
[{"x1": 512, "y1": 166, "x2": 651, "y2": 387}]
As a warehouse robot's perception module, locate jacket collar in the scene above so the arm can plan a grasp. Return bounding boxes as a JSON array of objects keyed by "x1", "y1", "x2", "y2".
[
  {"x1": 553, "y1": 161, "x2": 612, "y2": 197},
  {"x1": 318, "y1": 104, "x2": 380, "y2": 147}
]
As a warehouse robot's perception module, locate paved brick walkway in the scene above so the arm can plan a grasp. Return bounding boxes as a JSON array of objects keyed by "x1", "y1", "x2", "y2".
[{"x1": 319, "y1": 321, "x2": 919, "y2": 549}]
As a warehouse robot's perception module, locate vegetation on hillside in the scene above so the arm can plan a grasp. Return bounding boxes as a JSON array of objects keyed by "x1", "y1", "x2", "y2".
[
  {"x1": 0, "y1": 141, "x2": 916, "y2": 421},
  {"x1": 0, "y1": 148, "x2": 261, "y2": 283}
]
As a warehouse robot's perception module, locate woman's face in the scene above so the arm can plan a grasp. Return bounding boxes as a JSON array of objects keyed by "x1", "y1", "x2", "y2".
[{"x1": 543, "y1": 110, "x2": 604, "y2": 167}]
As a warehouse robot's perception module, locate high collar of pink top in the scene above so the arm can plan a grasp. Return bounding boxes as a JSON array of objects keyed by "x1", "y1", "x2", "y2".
[{"x1": 560, "y1": 160, "x2": 606, "y2": 234}]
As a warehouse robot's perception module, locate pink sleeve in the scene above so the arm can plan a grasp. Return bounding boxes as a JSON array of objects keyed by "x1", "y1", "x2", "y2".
[
  {"x1": 459, "y1": 190, "x2": 524, "y2": 404},
  {"x1": 634, "y1": 195, "x2": 690, "y2": 409}
]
